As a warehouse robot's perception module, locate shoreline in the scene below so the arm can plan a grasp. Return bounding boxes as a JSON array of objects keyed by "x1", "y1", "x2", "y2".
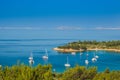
[
  {"x1": 53, "y1": 47, "x2": 84, "y2": 52},
  {"x1": 53, "y1": 47, "x2": 120, "y2": 53}
]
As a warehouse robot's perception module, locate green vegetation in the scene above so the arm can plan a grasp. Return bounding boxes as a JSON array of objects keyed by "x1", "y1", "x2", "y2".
[
  {"x1": 58, "y1": 40, "x2": 120, "y2": 50},
  {"x1": 0, "y1": 64, "x2": 53, "y2": 80},
  {"x1": 0, "y1": 64, "x2": 120, "y2": 80}
]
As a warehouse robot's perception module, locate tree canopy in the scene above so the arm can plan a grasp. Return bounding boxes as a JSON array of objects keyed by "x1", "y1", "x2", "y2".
[
  {"x1": 0, "y1": 64, "x2": 120, "y2": 80},
  {"x1": 58, "y1": 40, "x2": 120, "y2": 50}
]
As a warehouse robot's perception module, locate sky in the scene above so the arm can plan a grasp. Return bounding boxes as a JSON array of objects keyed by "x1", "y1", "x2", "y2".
[{"x1": 0, "y1": 0, "x2": 120, "y2": 29}]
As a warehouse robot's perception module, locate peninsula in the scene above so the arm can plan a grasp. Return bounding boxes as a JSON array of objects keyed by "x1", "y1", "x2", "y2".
[{"x1": 53, "y1": 40, "x2": 120, "y2": 52}]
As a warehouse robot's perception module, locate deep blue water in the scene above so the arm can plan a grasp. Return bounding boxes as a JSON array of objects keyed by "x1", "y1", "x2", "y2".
[{"x1": 0, "y1": 29, "x2": 120, "y2": 72}]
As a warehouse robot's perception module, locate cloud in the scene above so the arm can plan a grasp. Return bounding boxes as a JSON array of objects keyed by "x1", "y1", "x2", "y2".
[
  {"x1": 0, "y1": 27, "x2": 41, "y2": 30},
  {"x1": 95, "y1": 27, "x2": 120, "y2": 30},
  {"x1": 56, "y1": 26, "x2": 82, "y2": 30},
  {"x1": 1, "y1": 26, "x2": 120, "y2": 31}
]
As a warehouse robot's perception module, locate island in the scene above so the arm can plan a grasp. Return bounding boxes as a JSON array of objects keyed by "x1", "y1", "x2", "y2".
[{"x1": 53, "y1": 40, "x2": 120, "y2": 52}]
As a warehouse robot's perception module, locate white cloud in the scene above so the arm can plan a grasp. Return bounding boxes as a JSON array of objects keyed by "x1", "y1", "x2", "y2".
[
  {"x1": 0, "y1": 27, "x2": 41, "y2": 30},
  {"x1": 56, "y1": 26, "x2": 82, "y2": 30},
  {"x1": 1, "y1": 26, "x2": 120, "y2": 30},
  {"x1": 95, "y1": 27, "x2": 120, "y2": 30}
]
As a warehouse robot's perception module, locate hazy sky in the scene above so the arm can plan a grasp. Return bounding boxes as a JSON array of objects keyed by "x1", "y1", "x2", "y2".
[{"x1": 0, "y1": 0, "x2": 120, "y2": 30}]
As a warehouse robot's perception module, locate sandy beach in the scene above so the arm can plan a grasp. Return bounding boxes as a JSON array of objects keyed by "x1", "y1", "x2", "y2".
[
  {"x1": 53, "y1": 47, "x2": 84, "y2": 52},
  {"x1": 88, "y1": 48, "x2": 120, "y2": 52},
  {"x1": 53, "y1": 47, "x2": 120, "y2": 53}
]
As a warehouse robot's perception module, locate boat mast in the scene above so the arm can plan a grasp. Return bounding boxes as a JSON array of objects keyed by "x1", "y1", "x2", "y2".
[
  {"x1": 45, "y1": 49, "x2": 48, "y2": 56},
  {"x1": 67, "y1": 56, "x2": 69, "y2": 64}
]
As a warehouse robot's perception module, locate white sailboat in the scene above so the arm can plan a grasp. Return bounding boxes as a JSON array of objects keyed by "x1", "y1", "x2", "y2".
[
  {"x1": 92, "y1": 52, "x2": 97, "y2": 62},
  {"x1": 92, "y1": 48, "x2": 99, "y2": 62},
  {"x1": 71, "y1": 52, "x2": 76, "y2": 55},
  {"x1": 80, "y1": 49, "x2": 83, "y2": 55},
  {"x1": 92, "y1": 57, "x2": 97, "y2": 62},
  {"x1": 95, "y1": 55, "x2": 99, "y2": 59},
  {"x1": 29, "y1": 53, "x2": 34, "y2": 65},
  {"x1": 95, "y1": 47, "x2": 99, "y2": 59},
  {"x1": 64, "y1": 56, "x2": 71, "y2": 67},
  {"x1": 85, "y1": 51, "x2": 89, "y2": 66},
  {"x1": 85, "y1": 59, "x2": 89, "y2": 65},
  {"x1": 42, "y1": 49, "x2": 48, "y2": 59}
]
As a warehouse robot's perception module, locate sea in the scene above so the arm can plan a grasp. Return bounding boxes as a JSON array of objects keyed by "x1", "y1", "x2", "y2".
[{"x1": 0, "y1": 29, "x2": 120, "y2": 72}]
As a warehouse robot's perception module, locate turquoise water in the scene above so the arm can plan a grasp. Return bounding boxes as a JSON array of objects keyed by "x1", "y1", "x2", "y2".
[
  {"x1": 0, "y1": 39, "x2": 120, "y2": 72},
  {"x1": 0, "y1": 29, "x2": 120, "y2": 72}
]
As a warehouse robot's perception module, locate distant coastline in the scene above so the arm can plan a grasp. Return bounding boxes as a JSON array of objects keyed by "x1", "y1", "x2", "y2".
[
  {"x1": 53, "y1": 47, "x2": 120, "y2": 53},
  {"x1": 53, "y1": 40, "x2": 120, "y2": 53}
]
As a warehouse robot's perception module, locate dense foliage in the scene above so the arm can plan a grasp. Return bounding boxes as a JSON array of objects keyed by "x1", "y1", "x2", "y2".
[
  {"x1": 58, "y1": 40, "x2": 120, "y2": 50},
  {"x1": 0, "y1": 64, "x2": 53, "y2": 80},
  {"x1": 0, "y1": 64, "x2": 120, "y2": 80}
]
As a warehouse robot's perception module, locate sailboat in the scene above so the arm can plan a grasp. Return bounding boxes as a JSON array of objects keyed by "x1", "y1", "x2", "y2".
[
  {"x1": 92, "y1": 52, "x2": 97, "y2": 62},
  {"x1": 95, "y1": 47, "x2": 99, "y2": 59},
  {"x1": 80, "y1": 49, "x2": 83, "y2": 55},
  {"x1": 42, "y1": 49, "x2": 48, "y2": 59},
  {"x1": 92, "y1": 57, "x2": 97, "y2": 62},
  {"x1": 92, "y1": 48, "x2": 98, "y2": 62},
  {"x1": 71, "y1": 52, "x2": 76, "y2": 55},
  {"x1": 85, "y1": 59, "x2": 89, "y2": 65},
  {"x1": 64, "y1": 56, "x2": 71, "y2": 67},
  {"x1": 29, "y1": 53, "x2": 34, "y2": 65},
  {"x1": 85, "y1": 52, "x2": 89, "y2": 65},
  {"x1": 95, "y1": 55, "x2": 99, "y2": 59}
]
